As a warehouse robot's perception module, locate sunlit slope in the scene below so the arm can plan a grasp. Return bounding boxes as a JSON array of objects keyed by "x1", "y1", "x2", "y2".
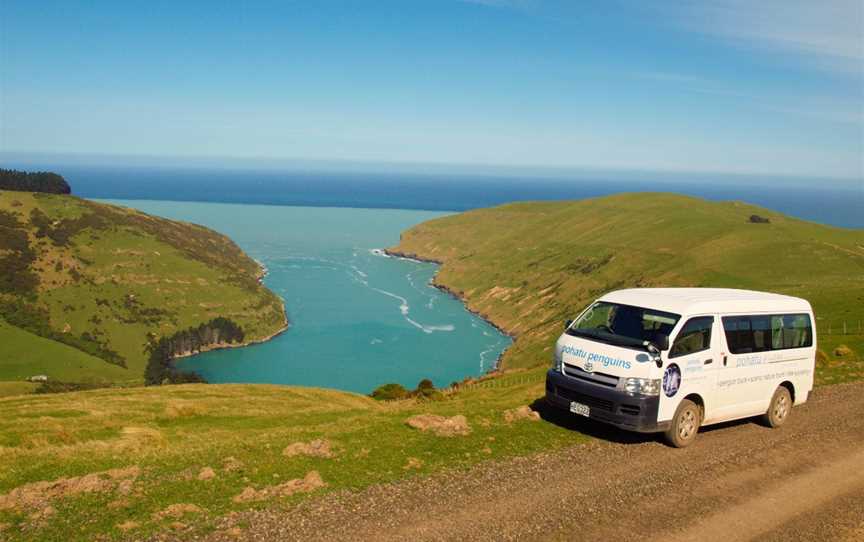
[
  {"x1": 392, "y1": 193, "x2": 864, "y2": 369},
  {"x1": 0, "y1": 191, "x2": 287, "y2": 383},
  {"x1": 0, "y1": 318, "x2": 129, "y2": 383}
]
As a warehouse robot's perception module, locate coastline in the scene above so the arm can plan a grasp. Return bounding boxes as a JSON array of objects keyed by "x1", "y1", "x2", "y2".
[
  {"x1": 173, "y1": 261, "x2": 290, "y2": 365},
  {"x1": 171, "y1": 318, "x2": 290, "y2": 362},
  {"x1": 383, "y1": 248, "x2": 516, "y2": 374}
]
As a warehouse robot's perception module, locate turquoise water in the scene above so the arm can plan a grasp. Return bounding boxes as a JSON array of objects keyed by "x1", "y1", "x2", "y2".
[{"x1": 106, "y1": 200, "x2": 512, "y2": 393}]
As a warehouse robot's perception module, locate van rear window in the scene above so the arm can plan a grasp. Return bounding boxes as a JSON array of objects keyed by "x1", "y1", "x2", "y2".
[{"x1": 722, "y1": 314, "x2": 812, "y2": 354}]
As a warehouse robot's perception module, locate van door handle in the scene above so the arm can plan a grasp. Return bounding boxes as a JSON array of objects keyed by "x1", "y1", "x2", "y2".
[
  {"x1": 704, "y1": 358, "x2": 713, "y2": 365},
  {"x1": 723, "y1": 355, "x2": 728, "y2": 366}
]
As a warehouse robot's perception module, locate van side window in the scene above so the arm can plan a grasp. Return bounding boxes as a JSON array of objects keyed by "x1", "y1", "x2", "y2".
[
  {"x1": 670, "y1": 316, "x2": 714, "y2": 358},
  {"x1": 723, "y1": 314, "x2": 812, "y2": 354}
]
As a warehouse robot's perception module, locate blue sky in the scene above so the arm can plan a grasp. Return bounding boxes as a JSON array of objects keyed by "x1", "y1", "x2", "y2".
[{"x1": 1, "y1": 0, "x2": 862, "y2": 179}]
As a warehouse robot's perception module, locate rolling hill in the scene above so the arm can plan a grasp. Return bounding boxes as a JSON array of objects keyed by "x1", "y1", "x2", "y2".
[
  {"x1": 0, "y1": 191, "x2": 287, "y2": 386},
  {"x1": 0, "y1": 192, "x2": 862, "y2": 541},
  {"x1": 390, "y1": 192, "x2": 864, "y2": 371}
]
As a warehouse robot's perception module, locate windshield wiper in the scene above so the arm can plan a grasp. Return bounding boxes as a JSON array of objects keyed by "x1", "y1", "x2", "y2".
[{"x1": 567, "y1": 327, "x2": 647, "y2": 349}]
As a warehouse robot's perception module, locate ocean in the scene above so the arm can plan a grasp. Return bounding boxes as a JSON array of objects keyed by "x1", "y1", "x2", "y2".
[{"x1": 53, "y1": 164, "x2": 864, "y2": 228}]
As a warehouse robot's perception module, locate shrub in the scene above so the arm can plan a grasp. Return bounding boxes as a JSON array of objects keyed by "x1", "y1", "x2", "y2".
[
  {"x1": 370, "y1": 383, "x2": 409, "y2": 401},
  {"x1": 414, "y1": 378, "x2": 443, "y2": 400},
  {"x1": 416, "y1": 378, "x2": 435, "y2": 392}
]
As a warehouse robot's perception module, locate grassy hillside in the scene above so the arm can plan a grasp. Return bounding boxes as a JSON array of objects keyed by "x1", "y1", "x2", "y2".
[
  {"x1": 0, "y1": 319, "x2": 129, "y2": 384},
  {"x1": 391, "y1": 193, "x2": 864, "y2": 372},
  {"x1": 0, "y1": 191, "x2": 287, "y2": 385},
  {"x1": 0, "y1": 376, "x2": 582, "y2": 541}
]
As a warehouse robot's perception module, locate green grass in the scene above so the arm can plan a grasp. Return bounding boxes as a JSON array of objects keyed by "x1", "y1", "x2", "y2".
[
  {"x1": 0, "y1": 377, "x2": 582, "y2": 541},
  {"x1": 0, "y1": 319, "x2": 132, "y2": 384},
  {"x1": 0, "y1": 192, "x2": 286, "y2": 384},
  {"x1": 391, "y1": 193, "x2": 864, "y2": 372}
]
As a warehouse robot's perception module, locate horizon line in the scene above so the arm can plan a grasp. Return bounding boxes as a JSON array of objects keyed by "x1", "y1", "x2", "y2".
[{"x1": 2, "y1": 150, "x2": 862, "y2": 184}]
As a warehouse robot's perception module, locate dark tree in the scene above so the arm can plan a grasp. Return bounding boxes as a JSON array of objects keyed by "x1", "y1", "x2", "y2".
[
  {"x1": 144, "y1": 317, "x2": 246, "y2": 385},
  {"x1": 0, "y1": 169, "x2": 71, "y2": 194}
]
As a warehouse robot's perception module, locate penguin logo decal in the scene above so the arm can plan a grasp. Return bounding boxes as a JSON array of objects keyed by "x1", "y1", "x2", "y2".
[{"x1": 663, "y1": 363, "x2": 682, "y2": 397}]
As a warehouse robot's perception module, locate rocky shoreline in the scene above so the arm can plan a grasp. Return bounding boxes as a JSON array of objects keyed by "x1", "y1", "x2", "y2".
[
  {"x1": 173, "y1": 262, "x2": 290, "y2": 365},
  {"x1": 171, "y1": 318, "x2": 290, "y2": 362},
  {"x1": 383, "y1": 248, "x2": 516, "y2": 374}
]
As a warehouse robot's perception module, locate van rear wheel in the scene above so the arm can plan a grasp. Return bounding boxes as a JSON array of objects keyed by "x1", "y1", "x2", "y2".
[
  {"x1": 763, "y1": 386, "x2": 792, "y2": 428},
  {"x1": 664, "y1": 399, "x2": 701, "y2": 448}
]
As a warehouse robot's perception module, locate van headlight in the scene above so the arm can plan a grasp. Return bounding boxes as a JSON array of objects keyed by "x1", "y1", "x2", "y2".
[
  {"x1": 551, "y1": 351, "x2": 562, "y2": 372},
  {"x1": 620, "y1": 378, "x2": 661, "y2": 396}
]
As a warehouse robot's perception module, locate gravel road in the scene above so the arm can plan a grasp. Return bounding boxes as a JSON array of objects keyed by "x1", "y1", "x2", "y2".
[{"x1": 202, "y1": 382, "x2": 864, "y2": 542}]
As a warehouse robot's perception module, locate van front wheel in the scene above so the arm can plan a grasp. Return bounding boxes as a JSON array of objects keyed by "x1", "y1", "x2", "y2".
[
  {"x1": 763, "y1": 386, "x2": 792, "y2": 428},
  {"x1": 664, "y1": 399, "x2": 701, "y2": 448}
]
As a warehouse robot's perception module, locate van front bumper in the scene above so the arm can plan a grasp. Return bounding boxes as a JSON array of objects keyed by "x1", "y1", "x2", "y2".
[{"x1": 545, "y1": 369, "x2": 669, "y2": 433}]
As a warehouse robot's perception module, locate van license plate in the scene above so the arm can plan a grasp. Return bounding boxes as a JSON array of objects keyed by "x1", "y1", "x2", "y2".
[{"x1": 570, "y1": 402, "x2": 590, "y2": 417}]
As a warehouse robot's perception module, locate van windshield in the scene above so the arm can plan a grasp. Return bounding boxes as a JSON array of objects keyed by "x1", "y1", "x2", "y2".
[{"x1": 567, "y1": 301, "x2": 680, "y2": 349}]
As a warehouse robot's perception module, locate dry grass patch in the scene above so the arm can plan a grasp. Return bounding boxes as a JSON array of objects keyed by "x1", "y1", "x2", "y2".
[
  {"x1": 152, "y1": 503, "x2": 205, "y2": 520},
  {"x1": 232, "y1": 471, "x2": 325, "y2": 503},
  {"x1": 116, "y1": 520, "x2": 140, "y2": 532},
  {"x1": 282, "y1": 439, "x2": 336, "y2": 459},
  {"x1": 163, "y1": 400, "x2": 207, "y2": 418},
  {"x1": 119, "y1": 426, "x2": 165, "y2": 452}
]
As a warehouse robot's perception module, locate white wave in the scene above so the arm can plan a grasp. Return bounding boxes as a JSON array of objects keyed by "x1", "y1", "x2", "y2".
[
  {"x1": 370, "y1": 338, "x2": 383, "y2": 345},
  {"x1": 424, "y1": 324, "x2": 455, "y2": 332},
  {"x1": 368, "y1": 285, "x2": 454, "y2": 334}
]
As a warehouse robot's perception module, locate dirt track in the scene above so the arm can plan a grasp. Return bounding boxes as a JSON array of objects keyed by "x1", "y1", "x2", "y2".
[{"x1": 205, "y1": 382, "x2": 864, "y2": 542}]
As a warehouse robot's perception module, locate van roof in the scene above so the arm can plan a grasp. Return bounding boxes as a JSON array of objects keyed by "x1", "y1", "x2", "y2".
[{"x1": 598, "y1": 288, "x2": 812, "y2": 316}]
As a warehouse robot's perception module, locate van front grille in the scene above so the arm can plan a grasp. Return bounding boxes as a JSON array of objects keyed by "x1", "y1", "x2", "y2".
[{"x1": 563, "y1": 364, "x2": 620, "y2": 388}]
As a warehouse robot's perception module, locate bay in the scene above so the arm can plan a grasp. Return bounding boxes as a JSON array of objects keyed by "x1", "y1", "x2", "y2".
[{"x1": 105, "y1": 200, "x2": 512, "y2": 393}]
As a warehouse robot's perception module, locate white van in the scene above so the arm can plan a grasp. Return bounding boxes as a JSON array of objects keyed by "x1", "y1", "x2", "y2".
[{"x1": 546, "y1": 288, "x2": 815, "y2": 447}]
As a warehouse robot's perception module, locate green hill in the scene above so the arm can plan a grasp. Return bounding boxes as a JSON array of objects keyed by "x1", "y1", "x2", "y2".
[
  {"x1": 0, "y1": 191, "x2": 287, "y2": 386},
  {"x1": 0, "y1": 192, "x2": 862, "y2": 541},
  {"x1": 391, "y1": 193, "x2": 864, "y2": 371}
]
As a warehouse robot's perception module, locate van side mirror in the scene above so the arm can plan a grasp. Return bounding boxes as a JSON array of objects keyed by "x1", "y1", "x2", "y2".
[{"x1": 564, "y1": 319, "x2": 573, "y2": 330}]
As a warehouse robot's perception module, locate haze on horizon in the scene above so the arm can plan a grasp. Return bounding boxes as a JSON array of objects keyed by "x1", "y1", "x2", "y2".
[{"x1": 1, "y1": 0, "x2": 862, "y2": 181}]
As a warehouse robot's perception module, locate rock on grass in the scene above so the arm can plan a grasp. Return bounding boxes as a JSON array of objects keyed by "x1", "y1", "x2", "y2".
[
  {"x1": 198, "y1": 467, "x2": 216, "y2": 481},
  {"x1": 233, "y1": 471, "x2": 325, "y2": 503},
  {"x1": 834, "y1": 345, "x2": 854, "y2": 357},
  {"x1": 405, "y1": 414, "x2": 471, "y2": 437},
  {"x1": 0, "y1": 465, "x2": 140, "y2": 514},
  {"x1": 503, "y1": 405, "x2": 541, "y2": 423}
]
